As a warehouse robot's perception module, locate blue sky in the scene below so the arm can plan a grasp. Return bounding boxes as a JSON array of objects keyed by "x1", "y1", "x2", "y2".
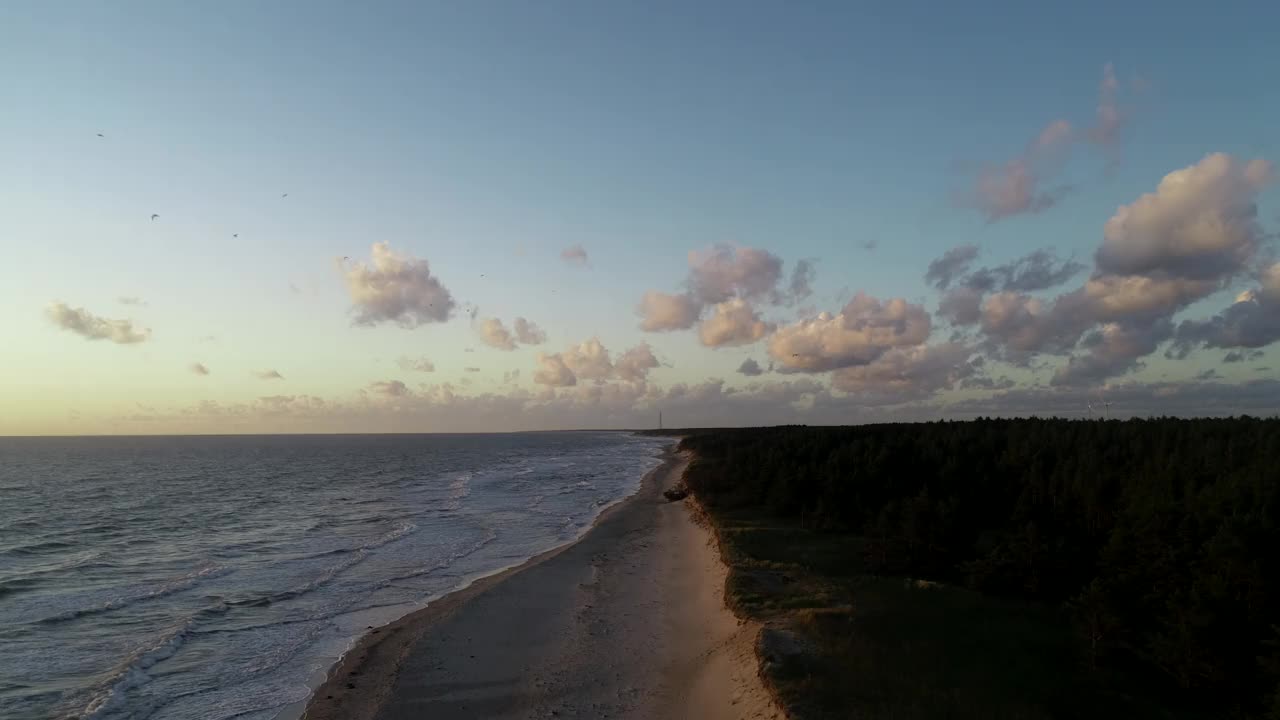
[{"x1": 3, "y1": 1, "x2": 1278, "y2": 433}]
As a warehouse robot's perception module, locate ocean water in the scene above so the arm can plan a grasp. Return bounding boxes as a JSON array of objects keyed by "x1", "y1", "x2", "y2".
[{"x1": 0, "y1": 432, "x2": 667, "y2": 720}]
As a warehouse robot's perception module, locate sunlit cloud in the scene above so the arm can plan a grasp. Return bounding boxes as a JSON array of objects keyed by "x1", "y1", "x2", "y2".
[{"x1": 340, "y1": 242, "x2": 455, "y2": 328}]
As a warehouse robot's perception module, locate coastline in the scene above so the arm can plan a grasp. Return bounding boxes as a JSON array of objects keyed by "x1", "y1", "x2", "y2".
[{"x1": 298, "y1": 442, "x2": 779, "y2": 720}]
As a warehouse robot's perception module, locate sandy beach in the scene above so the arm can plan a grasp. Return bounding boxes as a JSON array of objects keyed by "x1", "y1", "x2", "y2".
[{"x1": 300, "y1": 445, "x2": 779, "y2": 720}]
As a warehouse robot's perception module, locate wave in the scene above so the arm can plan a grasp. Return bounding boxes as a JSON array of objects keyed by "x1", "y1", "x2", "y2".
[
  {"x1": 72, "y1": 617, "x2": 195, "y2": 720},
  {"x1": 36, "y1": 564, "x2": 228, "y2": 626},
  {"x1": 227, "y1": 520, "x2": 418, "y2": 609}
]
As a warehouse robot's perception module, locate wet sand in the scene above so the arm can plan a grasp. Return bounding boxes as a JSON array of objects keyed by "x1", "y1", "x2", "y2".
[{"x1": 300, "y1": 446, "x2": 780, "y2": 720}]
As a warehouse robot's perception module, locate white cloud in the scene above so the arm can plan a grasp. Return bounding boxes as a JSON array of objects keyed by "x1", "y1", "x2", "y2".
[
  {"x1": 614, "y1": 343, "x2": 659, "y2": 382},
  {"x1": 698, "y1": 298, "x2": 773, "y2": 348},
  {"x1": 831, "y1": 343, "x2": 976, "y2": 398},
  {"x1": 562, "y1": 337, "x2": 613, "y2": 381},
  {"x1": 533, "y1": 353, "x2": 576, "y2": 387},
  {"x1": 1095, "y1": 153, "x2": 1271, "y2": 280},
  {"x1": 970, "y1": 154, "x2": 1275, "y2": 382},
  {"x1": 688, "y1": 244, "x2": 784, "y2": 305},
  {"x1": 477, "y1": 316, "x2": 546, "y2": 350},
  {"x1": 340, "y1": 242, "x2": 456, "y2": 327},
  {"x1": 637, "y1": 291, "x2": 702, "y2": 331},
  {"x1": 45, "y1": 302, "x2": 151, "y2": 344},
  {"x1": 768, "y1": 293, "x2": 931, "y2": 372},
  {"x1": 477, "y1": 318, "x2": 517, "y2": 350}
]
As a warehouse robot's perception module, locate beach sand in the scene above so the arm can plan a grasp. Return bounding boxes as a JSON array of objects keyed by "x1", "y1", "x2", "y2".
[{"x1": 300, "y1": 446, "x2": 780, "y2": 720}]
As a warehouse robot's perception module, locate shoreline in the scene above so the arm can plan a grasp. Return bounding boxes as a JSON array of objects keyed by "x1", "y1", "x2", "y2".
[
  {"x1": 299, "y1": 442, "x2": 779, "y2": 720},
  {"x1": 292, "y1": 447, "x2": 673, "y2": 720}
]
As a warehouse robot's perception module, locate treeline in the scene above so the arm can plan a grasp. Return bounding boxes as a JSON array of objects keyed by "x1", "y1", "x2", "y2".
[{"x1": 678, "y1": 419, "x2": 1280, "y2": 718}]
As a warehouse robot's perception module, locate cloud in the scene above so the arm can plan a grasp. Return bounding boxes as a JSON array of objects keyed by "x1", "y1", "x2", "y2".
[
  {"x1": 637, "y1": 291, "x2": 702, "y2": 331},
  {"x1": 787, "y1": 259, "x2": 816, "y2": 302},
  {"x1": 950, "y1": 379, "x2": 1280, "y2": 420},
  {"x1": 45, "y1": 302, "x2": 151, "y2": 344},
  {"x1": 925, "y1": 245, "x2": 980, "y2": 290},
  {"x1": 477, "y1": 316, "x2": 546, "y2": 350},
  {"x1": 534, "y1": 338, "x2": 658, "y2": 387},
  {"x1": 966, "y1": 119, "x2": 1075, "y2": 223},
  {"x1": 477, "y1": 318, "x2": 517, "y2": 350},
  {"x1": 533, "y1": 353, "x2": 576, "y2": 387},
  {"x1": 935, "y1": 246, "x2": 1084, "y2": 295},
  {"x1": 562, "y1": 337, "x2": 613, "y2": 381},
  {"x1": 109, "y1": 372, "x2": 1280, "y2": 435},
  {"x1": 513, "y1": 317, "x2": 546, "y2": 345},
  {"x1": 1095, "y1": 154, "x2": 1271, "y2": 280},
  {"x1": 768, "y1": 293, "x2": 932, "y2": 372},
  {"x1": 397, "y1": 356, "x2": 436, "y2": 372},
  {"x1": 978, "y1": 249, "x2": 1085, "y2": 292},
  {"x1": 737, "y1": 358, "x2": 765, "y2": 376},
  {"x1": 1172, "y1": 262, "x2": 1280, "y2": 353},
  {"x1": 967, "y1": 154, "x2": 1275, "y2": 381},
  {"x1": 561, "y1": 244, "x2": 589, "y2": 266},
  {"x1": 340, "y1": 242, "x2": 455, "y2": 327},
  {"x1": 832, "y1": 342, "x2": 979, "y2": 403},
  {"x1": 255, "y1": 369, "x2": 284, "y2": 380},
  {"x1": 118, "y1": 296, "x2": 147, "y2": 306},
  {"x1": 937, "y1": 285, "x2": 984, "y2": 326},
  {"x1": 190, "y1": 363, "x2": 210, "y2": 376},
  {"x1": 1089, "y1": 63, "x2": 1125, "y2": 168},
  {"x1": 369, "y1": 380, "x2": 411, "y2": 397},
  {"x1": 639, "y1": 244, "x2": 812, "y2": 334},
  {"x1": 614, "y1": 343, "x2": 659, "y2": 382},
  {"x1": 687, "y1": 244, "x2": 784, "y2": 305},
  {"x1": 1052, "y1": 320, "x2": 1173, "y2": 386},
  {"x1": 698, "y1": 298, "x2": 774, "y2": 348}
]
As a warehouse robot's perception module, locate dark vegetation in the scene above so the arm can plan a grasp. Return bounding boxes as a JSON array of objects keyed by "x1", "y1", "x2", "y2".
[{"x1": 670, "y1": 419, "x2": 1280, "y2": 719}]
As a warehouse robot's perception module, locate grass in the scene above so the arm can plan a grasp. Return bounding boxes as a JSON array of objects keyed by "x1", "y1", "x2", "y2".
[{"x1": 695, "y1": 502, "x2": 1208, "y2": 720}]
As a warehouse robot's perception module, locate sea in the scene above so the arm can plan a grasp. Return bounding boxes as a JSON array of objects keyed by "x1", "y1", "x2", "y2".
[{"x1": 0, "y1": 432, "x2": 668, "y2": 720}]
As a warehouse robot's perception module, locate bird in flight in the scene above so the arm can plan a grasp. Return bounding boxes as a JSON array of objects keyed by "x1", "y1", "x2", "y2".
[
  {"x1": 281, "y1": 193, "x2": 288, "y2": 198},
  {"x1": 96, "y1": 133, "x2": 105, "y2": 138},
  {"x1": 150, "y1": 214, "x2": 160, "y2": 221},
  {"x1": 233, "y1": 233, "x2": 239, "y2": 238}
]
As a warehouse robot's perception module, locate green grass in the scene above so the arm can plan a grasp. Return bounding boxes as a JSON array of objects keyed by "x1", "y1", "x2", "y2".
[{"x1": 699, "y1": 503, "x2": 1208, "y2": 720}]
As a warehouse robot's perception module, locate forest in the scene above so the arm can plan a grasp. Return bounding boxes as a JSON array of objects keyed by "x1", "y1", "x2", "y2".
[{"x1": 674, "y1": 419, "x2": 1280, "y2": 718}]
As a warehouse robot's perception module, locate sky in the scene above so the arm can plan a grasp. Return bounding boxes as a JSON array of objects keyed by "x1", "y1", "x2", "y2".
[{"x1": 3, "y1": 1, "x2": 1279, "y2": 434}]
